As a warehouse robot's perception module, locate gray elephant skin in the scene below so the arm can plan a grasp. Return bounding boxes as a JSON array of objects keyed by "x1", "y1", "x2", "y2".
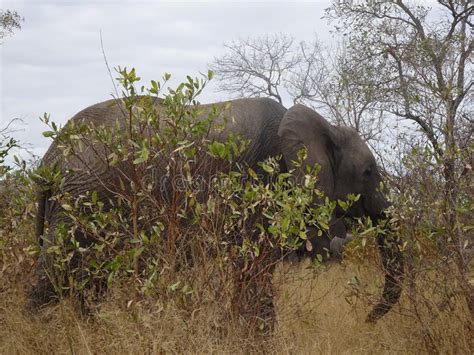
[{"x1": 30, "y1": 97, "x2": 402, "y2": 323}]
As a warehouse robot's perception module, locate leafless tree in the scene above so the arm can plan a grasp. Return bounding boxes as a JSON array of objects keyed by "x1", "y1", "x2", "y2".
[
  {"x1": 211, "y1": 33, "x2": 300, "y2": 105},
  {"x1": 212, "y1": 33, "x2": 329, "y2": 106},
  {"x1": 0, "y1": 9, "x2": 23, "y2": 40},
  {"x1": 285, "y1": 39, "x2": 329, "y2": 104},
  {"x1": 211, "y1": 33, "x2": 388, "y2": 144},
  {"x1": 313, "y1": 43, "x2": 389, "y2": 143}
]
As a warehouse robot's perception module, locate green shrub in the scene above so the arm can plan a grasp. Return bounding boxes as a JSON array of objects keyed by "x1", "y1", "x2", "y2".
[{"x1": 34, "y1": 68, "x2": 336, "y2": 333}]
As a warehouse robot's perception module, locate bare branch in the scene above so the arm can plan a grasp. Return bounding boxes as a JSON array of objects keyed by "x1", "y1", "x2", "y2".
[
  {"x1": 0, "y1": 9, "x2": 23, "y2": 40},
  {"x1": 211, "y1": 34, "x2": 299, "y2": 104}
]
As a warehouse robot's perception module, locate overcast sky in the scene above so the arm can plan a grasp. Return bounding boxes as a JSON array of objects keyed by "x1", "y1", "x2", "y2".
[{"x1": 1, "y1": 0, "x2": 338, "y2": 158}]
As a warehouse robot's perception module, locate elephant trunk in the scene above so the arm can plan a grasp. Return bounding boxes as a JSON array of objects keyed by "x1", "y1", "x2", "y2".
[
  {"x1": 366, "y1": 213, "x2": 404, "y2": 322},
  {"x1": 363, "y1": 190, "x2": 390, "y2": 221}
]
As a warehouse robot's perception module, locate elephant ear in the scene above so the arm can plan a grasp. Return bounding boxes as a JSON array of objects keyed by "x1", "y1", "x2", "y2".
[{"x1": 278, "y1": 104, "x2": 342, "y2": 199}]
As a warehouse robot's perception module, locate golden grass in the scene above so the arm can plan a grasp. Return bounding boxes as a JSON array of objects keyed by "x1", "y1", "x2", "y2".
[
  {"x1": 1, "y1": 260, "x2": 471, "y2": 354},
  {"x1": 275, "y1": 261, "x2": 471, "y2": 354}
]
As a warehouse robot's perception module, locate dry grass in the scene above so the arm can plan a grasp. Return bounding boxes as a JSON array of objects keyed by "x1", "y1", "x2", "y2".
[{"x1": 1, "y1": 260, "x2": 471, "y2": 354}]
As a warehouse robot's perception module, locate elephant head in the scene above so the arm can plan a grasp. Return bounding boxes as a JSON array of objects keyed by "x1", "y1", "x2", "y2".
[{"x1": 278, "y1": 104, "x2": 403, "y2": 322}]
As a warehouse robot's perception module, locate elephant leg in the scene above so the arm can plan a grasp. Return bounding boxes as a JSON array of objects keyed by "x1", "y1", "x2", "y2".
[
  {"x1": 366, "y1": 229, "x2": 404, "y2": 322},
  {"x1": 28, "y1": 220, "x2": 61, "y2": 310},
  {"x1": 28, "y1": 223, "x2": 100, "y2": 311},
  {"x1": 27, "y1": 261, "x2": 57, "y2": 311},
  {"x1": 231, "y1": 255, "x2": 277, "y2": 334}
]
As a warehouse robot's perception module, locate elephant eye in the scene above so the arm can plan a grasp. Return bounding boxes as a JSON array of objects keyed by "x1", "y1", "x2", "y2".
[{"x1": 363, "y1": 167, "x2": 372, "y2": 177}]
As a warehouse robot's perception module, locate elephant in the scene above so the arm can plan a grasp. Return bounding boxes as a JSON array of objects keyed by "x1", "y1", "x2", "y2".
[
  {"x1": 29, "y1": 97, "x2": 402, "y2": 325},
  {"x1": 280, "y1": 105, "x2": 388, "y2": 256},
  {"x1": 279, "y1": 105, "x2": 403, "y2": 322}
]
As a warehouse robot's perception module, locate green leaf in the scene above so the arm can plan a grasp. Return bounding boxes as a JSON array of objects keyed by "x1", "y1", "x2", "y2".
[
  {"x1": 268, "y1": 225, "x2": 278, "y2": 235},
  {"x1": 297, "y1": 147, "x2": 307, "y2": 161},
  {"x1": 61, "y1": 203, "x2": 73, "y2": 211},
  {"x1": 247, "y1": 168, "x2": 258, "y2": 179},
  {"x1": 43, "y1": 131, "x2": 55, "y2": 138},
  {"x1": 316, "y1": 254, "x2": 323, "y2": 263},
  {"x1": 91, "y1": 191, "x2": 98, "y2": 204},
  {"x1": 150, "y1": 80, "x2": 160, "y2": 94},
  {"x1": 338, "y1": 200, "x2": 348, "y2": 211},
  {"x1": 133, "y1": 146, "x2": 150, "y2": 164},
  {"x1": 208, "y1": 141, "x2": 226, "y2": 159},
  {"x1": 261, "y1": 162, "x2": 274, "y2": 173},
  {"x1": 319, "y1": 220, "x2": 329, "y2": 230}
]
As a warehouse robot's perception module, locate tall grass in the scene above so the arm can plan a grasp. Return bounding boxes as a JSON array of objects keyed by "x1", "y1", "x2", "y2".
[{"x1": 1, "y1": 260, "x2": 471, "y2": 353}]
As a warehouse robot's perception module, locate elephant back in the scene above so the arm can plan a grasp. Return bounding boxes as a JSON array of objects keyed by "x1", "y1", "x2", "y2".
[
  {"x1": 41, "y1": 96, "x2": 286, "y2": 173},
  {"x1": 203, "y1": 97, "x2": 286, "y2": 167},
  {"x1": 41, "y1": 98, "x2": 149, "y2": 168}
]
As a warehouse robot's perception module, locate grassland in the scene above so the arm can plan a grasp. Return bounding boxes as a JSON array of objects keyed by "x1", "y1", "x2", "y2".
[{"x1": 1, "y1": 257, "x2": 471, "y2": 354}]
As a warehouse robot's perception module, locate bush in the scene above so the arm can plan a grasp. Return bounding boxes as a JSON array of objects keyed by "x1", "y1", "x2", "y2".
[
  {"x1": 0, "y1": 123, "x2": 37, "y2": 286},
  {"x1": 32, "y1": 68, "x2": 336, "y2": 334},
  {"x1": 343, "y1": 143, "x2": 473, "y2": 352}
]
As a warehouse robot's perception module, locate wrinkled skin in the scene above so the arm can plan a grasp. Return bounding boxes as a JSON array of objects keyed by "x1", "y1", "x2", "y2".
[{"x1": 31, "y1": 99, "x2": 402, "y2": 324}]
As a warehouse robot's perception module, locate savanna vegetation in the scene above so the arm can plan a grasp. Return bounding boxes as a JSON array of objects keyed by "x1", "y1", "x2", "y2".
[{"x1": 1, "y1": 1, "x2": 472, "y2": 353}]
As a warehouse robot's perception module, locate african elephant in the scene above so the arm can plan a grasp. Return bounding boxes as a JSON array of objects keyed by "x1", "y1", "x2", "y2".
[
  {"x1": 279, "y1": 105, "x2": 403, "y2": 321},
  {"x1": 280, "y1": 105, "x2": 388, "y2": 255},
  {"x1": 30, "y1": 97, "x2": 402, "y2": 324}
]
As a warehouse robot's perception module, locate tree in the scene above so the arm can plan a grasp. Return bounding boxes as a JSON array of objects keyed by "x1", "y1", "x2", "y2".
[
  {"x1": 0, "y1": 9, "x2": 23, "y2": 40},
  {"x1": 312, "y1": 43, "x2": 389, "y2": 144},
  {"x1": 326, "y1": 0, "x2": 473, "y2": 317},
  {"x1": 326, "y1": 0, "x2": 472, "y2": 158},
  {"x1": 211, "y1": 33, "x2": 299, "y2": 105},
  {"x1": 211, "y1": 33, "x2": 388, "y2": 144}
]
